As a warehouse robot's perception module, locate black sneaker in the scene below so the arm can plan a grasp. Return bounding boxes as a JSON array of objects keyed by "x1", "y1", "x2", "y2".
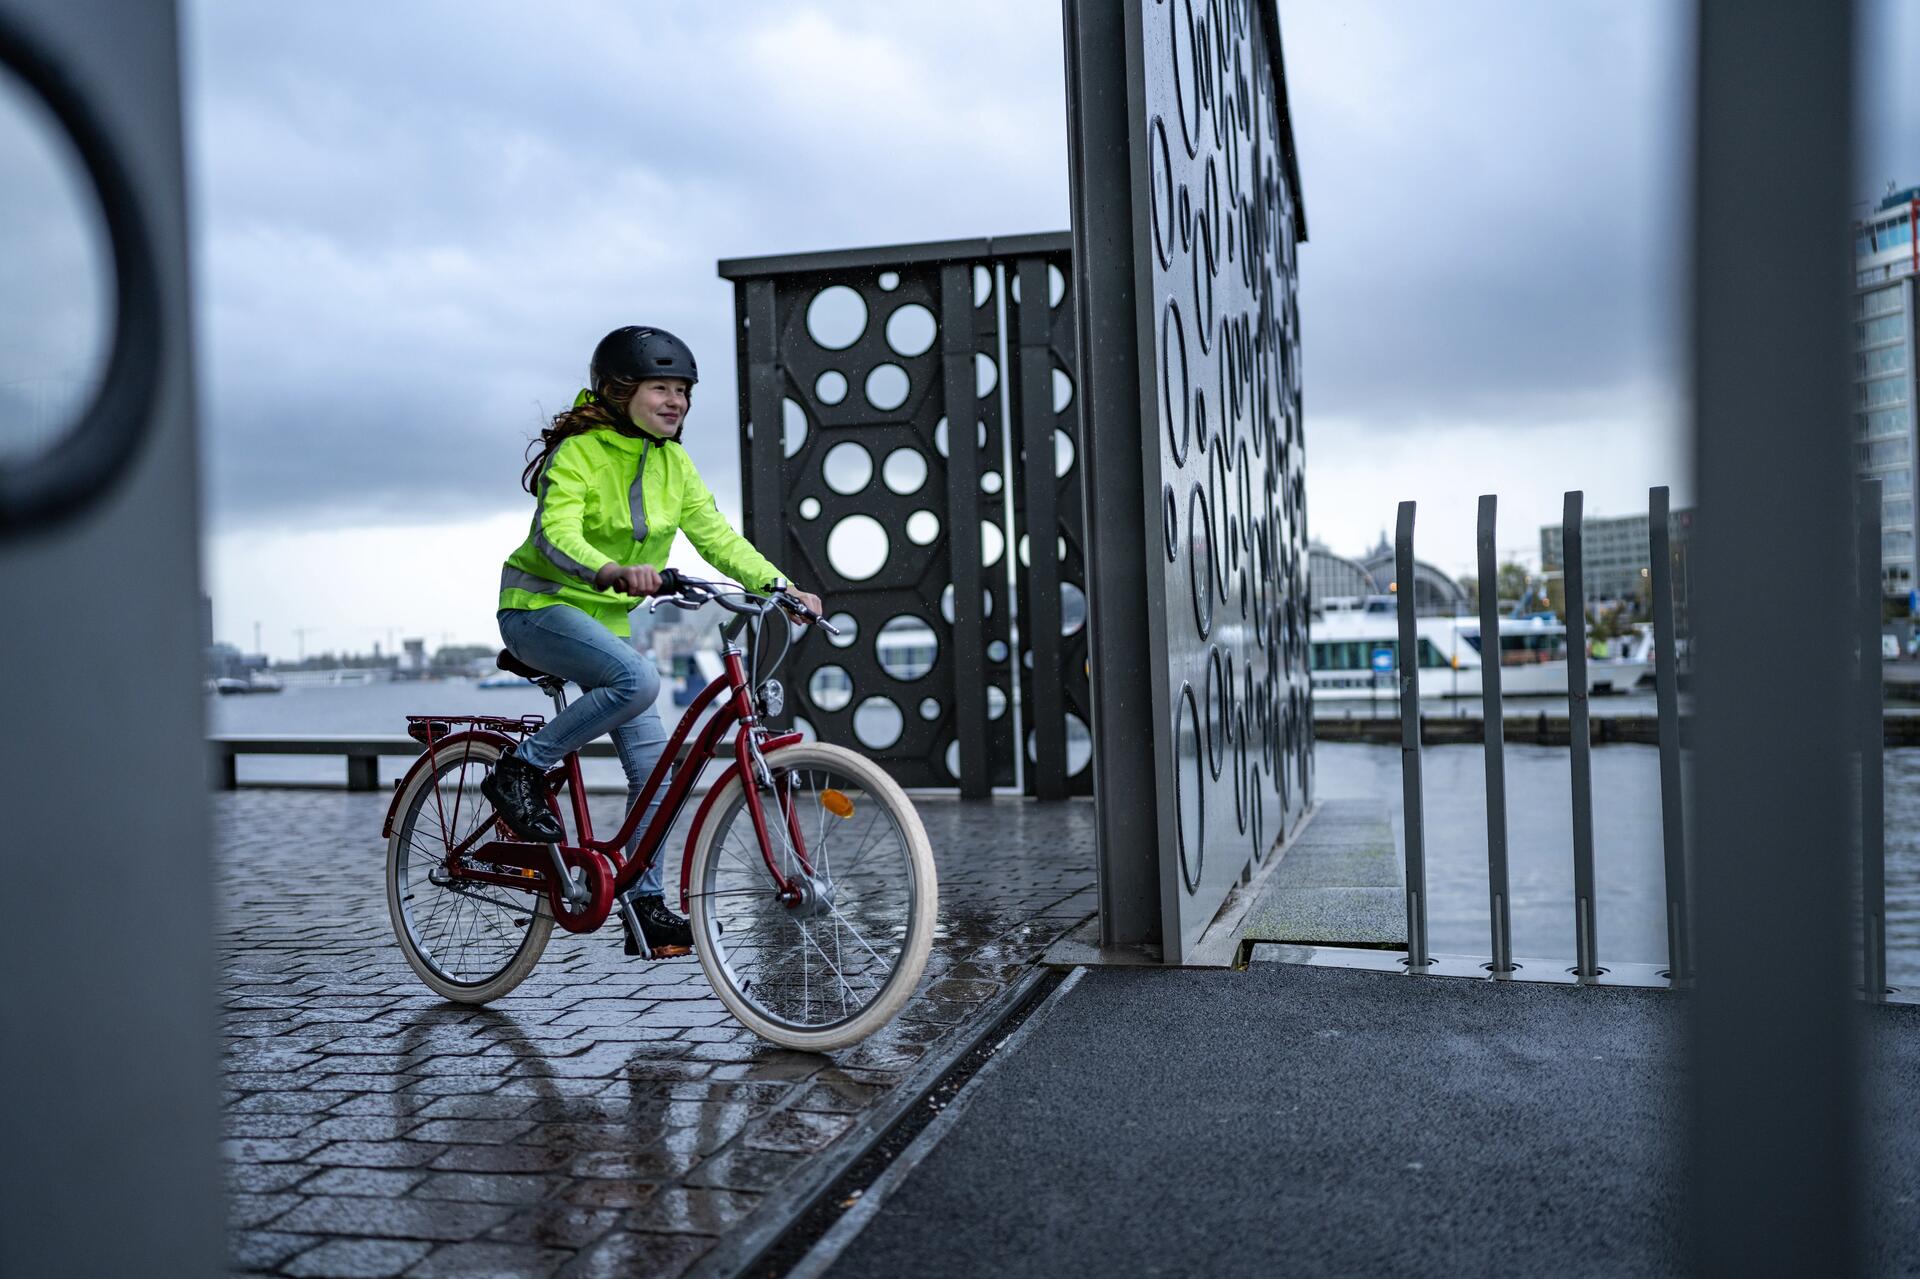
[
  {"x1": 623, "y1": 893, "x2": 693, "y2": 955},
  {"x1": 479, "y1": 747, "x2": 564, "y2": 843}
]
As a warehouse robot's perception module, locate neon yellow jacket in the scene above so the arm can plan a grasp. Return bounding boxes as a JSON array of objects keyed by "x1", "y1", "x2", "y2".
[{"x1": 499, "y1": 419, "x2": 784, "y2": 637}]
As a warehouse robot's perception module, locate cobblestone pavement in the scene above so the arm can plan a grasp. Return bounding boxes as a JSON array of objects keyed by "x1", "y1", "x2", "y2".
[{"x1": 218, "y1": 788, "x2": 1096, "y2": 1277}]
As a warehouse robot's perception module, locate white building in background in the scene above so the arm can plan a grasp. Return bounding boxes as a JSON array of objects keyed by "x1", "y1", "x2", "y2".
[{"x1": 1853, "y1": 182, "x2": 1919, "y2": 609}]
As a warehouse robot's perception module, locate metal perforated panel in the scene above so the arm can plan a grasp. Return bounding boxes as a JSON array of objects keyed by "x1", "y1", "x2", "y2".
[
  {"x1": 1067, "y1": 0, "x2": 1311, "y2": 959},
  {"x1": 721, "y1": 237, "x2": 1088, "y2": 796}
]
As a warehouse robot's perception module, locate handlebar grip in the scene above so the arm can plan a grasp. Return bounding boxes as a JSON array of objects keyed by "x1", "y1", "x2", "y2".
[{"x1": 656, "y1": 567, "x2": 684, "y2": 595}]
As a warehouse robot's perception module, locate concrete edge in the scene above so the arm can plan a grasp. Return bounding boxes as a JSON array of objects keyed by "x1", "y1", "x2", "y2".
[
  {"x1": 1040, "y1": 803, "x2": 1324, "y2": 969},
  {"x1": 784, "y1": 968, "x2": 1090, "y2": 1278},
  {"x1": 688, "y1": 964, "x2": 1055, "y2": 1279}
]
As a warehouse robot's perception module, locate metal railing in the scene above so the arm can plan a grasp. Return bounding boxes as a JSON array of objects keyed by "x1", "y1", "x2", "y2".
[{"x1": 1392, "y1": 482, "x2": 1888, "y2": 998}]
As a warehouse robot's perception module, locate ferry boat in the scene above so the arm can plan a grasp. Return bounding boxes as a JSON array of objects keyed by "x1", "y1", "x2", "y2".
[{"x1": 1309, "y1": 597, "x2": 1650, "y2": 700}]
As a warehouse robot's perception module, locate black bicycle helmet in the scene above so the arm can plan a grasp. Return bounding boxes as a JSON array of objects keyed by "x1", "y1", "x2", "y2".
[{"x1": 591, "y1": 325, "x2": 699, "y2": 394}]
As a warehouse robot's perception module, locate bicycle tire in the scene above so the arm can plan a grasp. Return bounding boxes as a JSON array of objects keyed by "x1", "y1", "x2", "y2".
[
  {"x1": 386, "y1": 736, "x2": 553, "y2": 1003},
  {"x1": 687, "y1": 741, "x2": 937, "y2": 1051}
]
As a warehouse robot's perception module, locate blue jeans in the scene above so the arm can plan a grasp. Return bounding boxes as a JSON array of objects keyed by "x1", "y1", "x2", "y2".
[{"x1": 498, "y1": 606, "x2": 669, "y2": 896}]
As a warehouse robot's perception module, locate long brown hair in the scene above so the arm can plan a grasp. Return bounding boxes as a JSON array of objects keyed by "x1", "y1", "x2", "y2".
[{"x1": 521, "y1": 376, "x2": 638, "y2": 494}]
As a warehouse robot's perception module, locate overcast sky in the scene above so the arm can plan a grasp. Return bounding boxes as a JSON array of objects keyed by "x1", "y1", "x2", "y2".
[{"x1": 25, "y1": 1, "x2": 1912, "y2": 656}]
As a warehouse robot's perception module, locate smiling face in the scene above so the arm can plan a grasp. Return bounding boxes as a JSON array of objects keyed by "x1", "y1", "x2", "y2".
[{"x1": 627, "y1": 378, "x2": 692, "y2": 437}]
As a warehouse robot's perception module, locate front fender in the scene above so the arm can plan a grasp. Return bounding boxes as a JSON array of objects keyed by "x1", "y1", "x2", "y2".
[
  {"x1": 677, "y1": 731, "x2": 803, "y2": 912},
  {"x1": 380, "y1": 729, "x2": 515, "y2": 838}
]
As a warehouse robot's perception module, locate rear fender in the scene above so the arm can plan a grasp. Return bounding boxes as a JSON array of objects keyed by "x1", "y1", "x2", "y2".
[
  {"x1": 677, "y1": 732, "x2": 803, "y2": 912},
  {"x1": 381, "y1": 729, "x2": 514, "y2": 838}
]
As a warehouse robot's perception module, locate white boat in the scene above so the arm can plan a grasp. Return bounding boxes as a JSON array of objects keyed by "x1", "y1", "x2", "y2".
[{"x1": 1309, "y1": 597, "x2": 1651, "y2": 700}]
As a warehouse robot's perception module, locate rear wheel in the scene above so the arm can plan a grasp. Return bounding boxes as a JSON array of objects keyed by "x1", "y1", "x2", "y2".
[
  {"x1": 386, "y1": 736, "x2": 552, "y2": 1003},
  {"x1": 687, "y1": 742, "x2": 936, "y2": 1051}
]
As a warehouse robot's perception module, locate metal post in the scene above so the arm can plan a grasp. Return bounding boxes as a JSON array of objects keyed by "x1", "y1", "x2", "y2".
[
  {"x1": 1017, "y1": 255, "x2": 1068, "y2": 799},
  {"x1": 1858, "y1": 480, "x2": 1886, "y2": 1001},
  {"x1": 942, "y1": 262, "x2": 992, "y2": 798},
  {"x1": 1690, "y1": 2, "x2": 1858, "y2": 1272},
  {"x1": 1, "y1": 0, "x2": 223, "y2": 1269},
  {"x1": 1477, "y1": 496, "x2": 1514, "y2": 972},
  {"x1": 1395, "y1": 501, "x2": 1430, "y2": 970},
  {"x1": 1062, "y1": 0, "x2": 1163, "y2": 948},
  {"x1": 1563, "y1": 490, "x2": 1599, "y2": 976},
  {"x1": 1649, "y1": 485, "x2": 1691, "y2": 982}
]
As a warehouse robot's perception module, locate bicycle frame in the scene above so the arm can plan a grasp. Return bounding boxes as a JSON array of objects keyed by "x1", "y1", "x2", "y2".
[{"x1": 411, "y1": 637, "x2": 816, "y2": 921}]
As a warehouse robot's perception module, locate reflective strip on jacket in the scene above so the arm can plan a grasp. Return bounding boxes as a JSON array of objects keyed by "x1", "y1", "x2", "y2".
[{"x1": 499, "y1": 424, "x2": 784, "y2": 636}]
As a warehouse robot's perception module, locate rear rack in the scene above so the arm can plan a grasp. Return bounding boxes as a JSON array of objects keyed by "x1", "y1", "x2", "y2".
[{"x1": 405, "y1": 713, "x2": 546, "y2": 746}]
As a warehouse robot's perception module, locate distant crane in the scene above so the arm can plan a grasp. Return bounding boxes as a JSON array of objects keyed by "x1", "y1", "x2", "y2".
[{"x1": 293, "y1": 626, "x2": 323, "y2": 662}]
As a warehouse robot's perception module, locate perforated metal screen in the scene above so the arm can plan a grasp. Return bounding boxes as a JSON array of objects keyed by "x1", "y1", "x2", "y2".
[
  {"x1": 720, "y1": 236, "x2": 1091, "y2": 798},
  {"x1": 1066, "y1": 0, "x2": 1313, "y2": 960}
]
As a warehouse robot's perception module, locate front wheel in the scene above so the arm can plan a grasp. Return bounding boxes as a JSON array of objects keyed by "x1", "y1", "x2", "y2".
[{"x1": 687, "y1": 742, "x2": 937, "y2": 1052}]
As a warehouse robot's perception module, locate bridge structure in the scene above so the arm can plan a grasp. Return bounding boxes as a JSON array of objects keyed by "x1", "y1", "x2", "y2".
[{"x1": 0, "y1": 0, "x2": 1901, "y2": 1273}]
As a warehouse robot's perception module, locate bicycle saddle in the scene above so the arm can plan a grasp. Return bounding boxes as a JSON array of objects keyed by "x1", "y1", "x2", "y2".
[{"x1": 497, "y1": 650, "x2": 562, "y2": 683}]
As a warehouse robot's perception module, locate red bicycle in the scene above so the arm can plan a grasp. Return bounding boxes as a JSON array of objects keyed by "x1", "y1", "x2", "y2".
[{"x1": 381, "y1": 573, "x2": 937, "y2": 1051}]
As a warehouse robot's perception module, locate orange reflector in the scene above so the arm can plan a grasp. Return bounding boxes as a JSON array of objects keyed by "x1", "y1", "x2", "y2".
[{"x1": 820, "y1": 789, "x2": 855, "y2": 819}]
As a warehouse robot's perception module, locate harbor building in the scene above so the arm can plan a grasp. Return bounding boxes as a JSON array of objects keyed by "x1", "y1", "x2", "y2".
[
  {"x1": 1540, "y1": 507, "x2": 1695, "y2": 606},
  {"x1": 1853, "y1": 182, "x2": 1919, "y2": 608},
  {"x1": 1356, "y1": 533, "x2": 1471, "y2": 616}
]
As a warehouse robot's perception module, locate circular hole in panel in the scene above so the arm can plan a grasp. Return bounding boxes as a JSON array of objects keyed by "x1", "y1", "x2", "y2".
[
  {"x1": 933, "y1": 416, "x2": 949, "y2": 457},
  {"x1": 826, "y1": 514, "x2": 889, "y2": 581},
  {"x1": 822, "y1": 440, "x2": 873, "y2": 494},
  {"x1": 1149, "y1": 114, "x2": 1175, "y2": 270},
  {"x1": 1162, "y1": 299, "x2": 1190, "y2": 464},
  {"x1": 1010, "y1": 273, "x2": 1021, "y2": 305},
  {"x1": 877, "y1": 614, "x2": 938, "y2": 681},
  {"x1": 1188, "y1": 483, "x2": 1213, "y2": 638},
  {"x1": 791, "y1": 716, "x2": 817, "y2": 743},
  {"x1": 866, "y1": 362, "x2": 910, "y2": 412},
  {"x1": 1052, "y1": 368, "x2": 1074, "y2": 415},
  {"x1": 1163, "y1": 483, "x2": 1179, "y2": 561},
  {"x1": 807, "y1": 665, "x2": 853, "y2": 712},
  {"x1": 939, "y1": 584, "x2": 993, "y2": 623},
  {"x1": 1066, "y1": 713, "x2": 1092, "y2": 775},
  {"x1": 919, "y1": 697, "x2": 941, "y2": 721},
  {"x1": 799, "y1": 496, "x2": 821, "y2": 520},
  {"x1": 781, "y1": 398, "x2": 808, "y2": 458},
  {"x1": 806, "y1": 285, "x2": 867, "y2": 350},
  {"x1": 1054, "y1": 429, "x2": 1075, "y2": 477},
  {"x1": 816, "y1": 370, "x2": 848, "y2": 405},
  {"x1": 980, "y1": 470, "x2": 1002, "y2": 495},
  {"x1": 973, "y1": 264, "x2": 993, "y2": 307},
  {"x1": 883, "y1": 447, "x2": 927, "y2": 494},
  {"x1": 987, "y1": 639, "x2": 1009, "y2": 664},
  {"x1": 1049, "y1": 264, "x2": 1067, "y2": 308},
  {"x1": 1060, "y1": 582, "x2": 1087, "y2": 635},
  {"x1": 975, "y1": 353, "x2": 998, "y2": 398},
  {"x1": 1175, "y1": 682, "x2": 1204, "y2": 893},
  {"x1": 986, "y1": 684, "x2": 1007, "y2": 720},
  {"x1": 946, "y1": 739, "x2": 962, "y2": 780},
  {"x1": 824, "y1": 613, "x2": 858, "y2": 647},
  {"x1": 1206, "y1": 645, "x2": 1226, "y2": 779},
  {"x1": 885, "y1": 303, "x2": 936, "y2": 358},
  {"x1": 878, "y1": 271, "x2": 900, "y2": 291},
  {"x1": 906, "y1": 510, "x2": 940, "y2": 545},
  {"x1": 853, "y1": 697, "x2": 903, "y2": 750},
  {"x1": 0, "y1": 64, "x2": 113, "y2": 469},
  {"x1": 981, "y1": 520, "x2": 1005, "y2": 566}
]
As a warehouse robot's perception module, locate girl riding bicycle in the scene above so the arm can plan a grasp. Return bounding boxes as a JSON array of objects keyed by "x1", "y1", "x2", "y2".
[{"x1": 483, "y1": 324, "x2": 823, "y2": 954}]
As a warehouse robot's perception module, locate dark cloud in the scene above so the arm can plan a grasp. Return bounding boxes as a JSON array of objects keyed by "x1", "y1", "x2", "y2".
[{"x1": 170, "y1": 0, "x2": 1909, "y2": 550}]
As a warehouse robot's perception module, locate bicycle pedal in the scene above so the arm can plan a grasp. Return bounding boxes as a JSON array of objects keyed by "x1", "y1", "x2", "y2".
[{"x1": 646, "y1": 945, "x2": 693, "y2": 960}]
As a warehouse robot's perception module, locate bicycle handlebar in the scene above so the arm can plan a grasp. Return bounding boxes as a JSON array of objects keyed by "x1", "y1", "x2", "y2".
[{"x1": 646, "y1": 568, "x2": 841, "y2": 636}]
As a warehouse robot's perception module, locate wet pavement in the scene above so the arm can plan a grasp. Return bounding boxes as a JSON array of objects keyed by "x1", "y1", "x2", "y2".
[{"x1": 216, "y1": 789, "x2": 1096, "y2": 1277}]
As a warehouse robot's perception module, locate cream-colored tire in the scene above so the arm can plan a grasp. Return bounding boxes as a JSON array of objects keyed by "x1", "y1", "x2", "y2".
[
  {"x1": 386, "y1": 736, "x2": 553, "y2": 1004},
  {"x1": 687, "y1": 742, "x2": 936, "y2": 1052}
]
